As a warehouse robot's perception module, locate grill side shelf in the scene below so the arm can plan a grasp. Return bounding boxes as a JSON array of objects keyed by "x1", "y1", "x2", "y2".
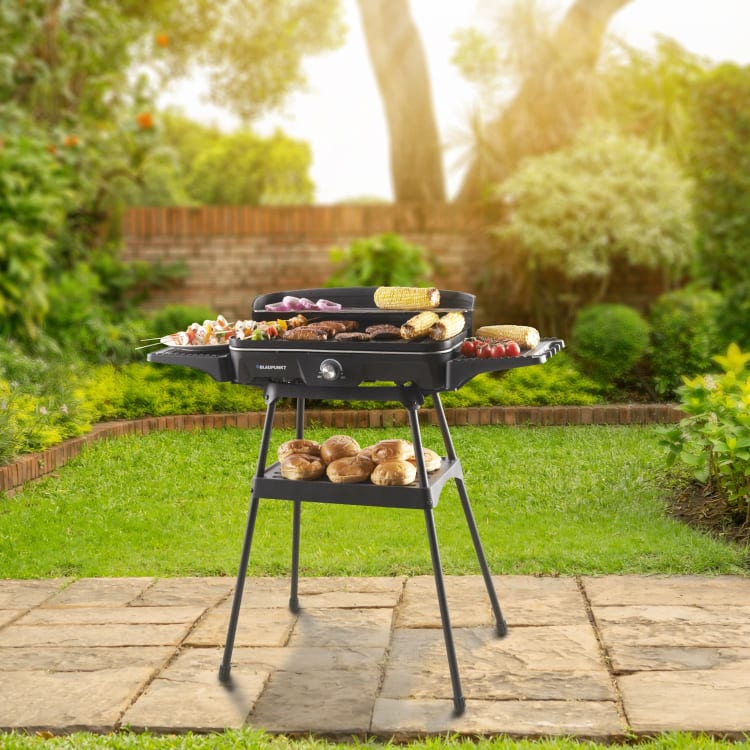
[
  {"x1": 146, "y1": 348, "x2": 235, "y2": 382},
  {"x1": 445, "y1": 338, "x2": 565, "y2": 391}
]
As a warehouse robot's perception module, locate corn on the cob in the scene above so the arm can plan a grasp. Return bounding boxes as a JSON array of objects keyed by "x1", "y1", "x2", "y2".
[
  {"x1": 374, "y1": 286, "x2": 440, "y2": 310},
  {"x1": 475, "y1": 324, "x2": 540, "y2": 349},
  {"x1": 430, "y1": 312, "x2": 465, "y2": 341},
  {"x1": 401, "y1": 311, "x2": 440, "y2": 340}
]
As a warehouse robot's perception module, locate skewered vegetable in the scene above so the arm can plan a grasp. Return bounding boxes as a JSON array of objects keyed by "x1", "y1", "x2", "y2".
[
  {"x1": 430, "y1": 312, "x2": 465, "y2": 341},
  {"x1": 400, "y1": 311, "x2": 440, "y2": 340},
  {"x1": 475, "y1": 324, "x2": 540, "y2": 349},
  {"x1": 374, "y1": 286, "x2": 440, "y2": 310}
]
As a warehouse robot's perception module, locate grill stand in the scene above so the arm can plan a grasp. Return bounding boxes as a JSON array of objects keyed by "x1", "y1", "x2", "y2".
[{"x1": 217, "y1": 382, "x2": 507, "y2": 716}]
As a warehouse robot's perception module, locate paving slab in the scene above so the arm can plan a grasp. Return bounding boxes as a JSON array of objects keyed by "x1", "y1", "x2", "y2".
[
  {"x1": 0, "y1": 579, "x2": 69, "y2": 609},
  {"x1": 619, "y1": 669, "x2": 750, "y2": 736},
  {"x1": 585, "y1": 574, "x2": 750, "y2": 738},
  {"x1": 123, "y1": 648, "x2": 269, "y2": 732},
  {"x1": 371, "y1": 698, "x2": 624, "y2": 740},
  {"x1": 1, "y1": 574, "x2": 749, "y2": 739},
  {"x1": 44, "y1": 577, "x2": 155, "y2": 607},
  {"x1": 0, "y1": 666, "x2": 157, "y2": 733}
]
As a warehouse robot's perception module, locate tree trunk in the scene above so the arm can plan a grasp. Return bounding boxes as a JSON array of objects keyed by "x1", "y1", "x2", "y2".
[
  {"x1": 456, "y1": 0, "x2": 633, "y2": 202},
  {"x1": 357, "y1": 0, "x2": 445, "y2": 202}
]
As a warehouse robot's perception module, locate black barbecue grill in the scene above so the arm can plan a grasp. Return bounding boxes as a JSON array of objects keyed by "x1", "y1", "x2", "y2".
[{"x1": 147, "y1": 287, "x2": 564, "y2": 715}]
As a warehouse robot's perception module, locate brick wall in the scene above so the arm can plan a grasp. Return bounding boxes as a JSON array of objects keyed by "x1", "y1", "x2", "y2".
[
  {"x1": 121, "y1": 204, "x2": 491, "y2": 323},
  {"x1": 121, "y1": 204, "x2": 671, "y2": 330}
]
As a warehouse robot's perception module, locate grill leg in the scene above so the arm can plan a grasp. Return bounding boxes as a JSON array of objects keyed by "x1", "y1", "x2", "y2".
[
  {"x1": 424, "y1": 505, "x2": 465, "y2": 716},
  {"x1": 289, "y1": 501, "x2": 301, "y2": 613},
  {"x1": 289, "y1": 397, "x2": 305, "y2": 613},
  {"x1": 406, "y1": 400, "x2": 465, "y2": 715},
  {"x1": 218, "y1": 492, "x2": 260, "y2": 683},
  {"x1": 456, "y1": 477, "x2": 507, "y2": 637},
  {"x1": 219, "y1": 397, "x2": 277, "y2": 683},
  {"x1": 432, "y1": 393, "x2": 507, "y2": 637}
]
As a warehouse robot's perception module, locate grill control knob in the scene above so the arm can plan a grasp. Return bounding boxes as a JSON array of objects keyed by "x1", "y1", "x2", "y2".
[{"x1": 319, "y1": 358, "x2": 343, "y2": 381}]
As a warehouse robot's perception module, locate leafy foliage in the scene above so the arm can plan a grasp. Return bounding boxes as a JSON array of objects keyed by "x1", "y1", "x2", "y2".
[
  {"x1": 0, "y1": 134, "x2": 72, "y2": 337},
  {"x1": 186, "y1": 128, "x2": 314, "y2": 205},
  {"x1": 0, "y1": 341, "x2": 92, "y2": 464},
  {"x1": 326, "y1": 233, "x2": 436, "y2": 288},
  {"x1": 688, "y1": 63, "x2": 750, "y2": 348},
  {"x1": 570, "y1": 304, "x2": 651, "y2": 383},
  {"x1": 494, "y1": 123, "x2": 694, "y2": 280},
  {"x1": 598, "y1": 37, "x2": 710, "y2": 164},
  {"x1": 661, "y1": 344, "x2": 750, "y2": 524},
  {"x1": 649, "y1": 286, "x2": 726, "y2": 398},
  {"x1": 83, "y1": 364, "x2": 266, "y2": 421}
]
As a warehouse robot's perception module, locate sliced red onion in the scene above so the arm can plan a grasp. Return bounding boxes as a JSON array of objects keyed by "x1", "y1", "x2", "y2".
[
  {"x1": 298, "y1": 297, "x2": 318, "y2": 310},
  {"x1": 282, "y1": 295, "x2": 305, "y2": 310},
  {"x1": 264, "y1": 301, "x2": 292, "y2": 312},
  {"x1": 315, "y1": 298, "x2": 342, "y2": 310}
]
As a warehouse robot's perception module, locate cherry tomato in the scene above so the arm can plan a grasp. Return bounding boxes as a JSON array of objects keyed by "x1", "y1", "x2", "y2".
[
  {"x1": 477, "y1": 343, "x2": 493, "y2": 358},
  {"x1": 460, "y1": 339, "x2": 477, "y2": 357},
  {"x1": 505, "y1": 341, "x2": 521, "y2": 357},
  {"x1": 490, "y1": 343, "x2": 506, "y2": 358}
]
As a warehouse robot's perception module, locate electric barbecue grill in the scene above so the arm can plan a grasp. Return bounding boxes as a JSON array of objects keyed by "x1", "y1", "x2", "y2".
[{"x1": 147, "y1": 287, "x2": 564, "y2": 715}]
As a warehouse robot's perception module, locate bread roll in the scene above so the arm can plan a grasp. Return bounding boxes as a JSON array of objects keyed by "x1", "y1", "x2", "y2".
[
  {"x1": 371, "y1": 439, "x2": 415, "y2": 464},
  {"x1": 371, "y1": 459, "x2": 417, "y2": 486},
  {"x1": 326, "y1": 454, "x2": 374, "y2": 484},
  {"x1": 408, "y1": 448, "x2": 442, "y2": 473},
  {"x1": 320, "y1": 434, "x2": 361, "y2": 464},
  {"x1": 358, "y1": 445, "x2": 376, "y2": 462},
  {"x1": 280, "y1": 453, "x2": 325, "y2": 481},
  {"x1": 278, "y1": 438, "x2": 321, "y2": 461}
]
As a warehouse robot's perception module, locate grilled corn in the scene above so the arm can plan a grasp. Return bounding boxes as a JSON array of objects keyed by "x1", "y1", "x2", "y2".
[
  {"x1": 374, "y1": 286, "x2": 440, "y2": 310},
  {"x1": 475, "y1": 324, "x2": 540, "y2": 349},
  {"x1": 401, "y1": 311, "x2": 440, "y2": 340},
  {"x1": 430, "y1": 312, "x2": 465, "y2": 341}
]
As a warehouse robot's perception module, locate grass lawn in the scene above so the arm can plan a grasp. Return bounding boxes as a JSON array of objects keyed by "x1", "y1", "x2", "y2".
[
  {"x1": 1, "y1": 424, "x2": 748, "y2": 749},
  {"x1": 1, "y1": 729, "x2": 749, "y2": 750},
  {"x1": 0, "y1": 424, "x2": 746, "y2": 578}
]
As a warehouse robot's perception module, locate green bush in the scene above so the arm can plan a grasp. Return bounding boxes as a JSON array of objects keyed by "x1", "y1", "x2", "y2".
[
  {"x1": 326, "y1": 233, "x2": 435, "y2": 288},
  {"x1": 649, "y1": 286, "x2": 726, "y2": 398},
  {"x1": 570, "y1": 304, "x2": 651, "y2": 383},
  {"x1": 0, "y1": 134, "x2": 72, "y2": 338},
  {"x1": 488, "y1": 123, "x2": 694, "y2": 334},
  {"x1": 661, "y1": 343, "x2": 750, "y2": 523},
  {"x1": 689, "y1": 64, "x2": 750, "y2": 323},
  {"x1": 476, "y1": 351, "x2": 606, "y2": 406},
  {"x1": 0, "y1": 340, "x2": 92, "y2": 463},
  {"x1": 83, "y1": 363, "x2": 266, "y2": 421}
]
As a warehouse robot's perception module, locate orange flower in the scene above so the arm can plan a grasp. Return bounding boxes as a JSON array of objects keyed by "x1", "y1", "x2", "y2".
[
  {"x1": 155, "y1": 33, "x2": 169, "y2": 47},
  {"x1": 63, "y1": 135, "x2": 80, "y2": 148},
  {"x1": 136, "y1": 111, "x2": 154, "y2": 129},
  {"x1": 46, "y1": 143, "x2": 58, "y2": 154}
]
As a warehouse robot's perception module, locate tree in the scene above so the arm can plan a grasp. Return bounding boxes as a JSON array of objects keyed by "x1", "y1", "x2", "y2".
[
  {"x1": 0, "y1": 1, "x2": 344, "y2": 338},
  {"x1": 454, "y1": 0, "x2": 632, "y2": 202},
  {"x1": 357, "y1": 0, "x2": 445, "y2": 202}
]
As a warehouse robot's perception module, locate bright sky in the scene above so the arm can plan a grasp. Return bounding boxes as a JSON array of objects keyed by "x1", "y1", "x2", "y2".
[{"x1": 159, "y1": 0, "x2": 750, "y2": 204}]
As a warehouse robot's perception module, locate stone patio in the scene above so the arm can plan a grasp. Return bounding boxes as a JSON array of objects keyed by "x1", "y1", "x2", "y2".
[{"x1": 1, "y1": 574, "x2": 749, "y2": 739}]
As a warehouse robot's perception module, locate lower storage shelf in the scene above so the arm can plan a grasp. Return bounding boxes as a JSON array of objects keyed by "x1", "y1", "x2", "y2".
[{"x1": 252, "y1": 457, "x2": 463, "y2": 510}]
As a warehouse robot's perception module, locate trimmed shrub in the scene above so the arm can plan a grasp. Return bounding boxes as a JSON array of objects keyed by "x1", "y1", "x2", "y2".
[
  {"x1": 570, "y1": 304, "x2": 651, "y2": 383},
  {"x1": 649, "y1": 286, "x2": 725, "y2": 398}
]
